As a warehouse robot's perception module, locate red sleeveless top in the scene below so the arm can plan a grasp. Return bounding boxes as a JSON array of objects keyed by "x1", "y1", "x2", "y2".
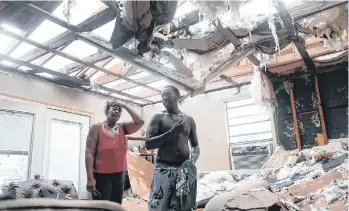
[{"x1": 94, "y1": 123, "x2": 128, "y2": 173}]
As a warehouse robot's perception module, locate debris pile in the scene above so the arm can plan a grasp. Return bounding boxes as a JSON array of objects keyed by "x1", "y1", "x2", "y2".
[
  {"x1": 197, "y1": 140, "x2": 348, "y2": 211},
  {"x1": 197, "y1": 171, "x2": 237, "y2": 202}
]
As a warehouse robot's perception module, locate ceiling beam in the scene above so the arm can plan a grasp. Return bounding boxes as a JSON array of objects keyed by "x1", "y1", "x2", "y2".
[
  {"x1": 59, "y1": 52, "x2": 111, "y2": 74},
  {"x1": 0, "y1": 27, "x2": 161, "y2": 94},
  {"x1": 12, "y1": 1, "x2": 82, "y2": 32},
  {"x1": 0, "y1": 3, "x2": 22, "y2": 25},
  {"x1": 77, "y1": 33, "x2": 198, "y2": 92},
  {"x1": 16, "y1": 2, "x2": 198, "y2": 93},
  {"x1": 213, "y1": 19, "x2": 260, "y2": 67},
  {"x1": 16, "y1": 6, "x2": 116, "y2": 65},
  {"x1": 0, "y1": 53, "x2": 87, "y2": 85},
  {"x1": 293, "y1": 1, "x2": 348, "y2": 21},
  {"x1": 276, "y1": 0, "x2": 316, "y2": 73},
  {"x1": 203, "y1": 43, "x2": 256, "y2": 84},
  {"x1": 0, "y1": 63, "x2": 143, "y2": 106},
  {"x1": 0, "y1": 53, "x2": 152, "y2": 103},
  {"x1": 170, "y1": 9, "x2": 200, "y2": 32}
]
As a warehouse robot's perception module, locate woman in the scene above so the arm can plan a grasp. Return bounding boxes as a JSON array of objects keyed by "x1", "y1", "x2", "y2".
[{"x1": 85, "y1": 101, "x2": 144, "y2": 204}]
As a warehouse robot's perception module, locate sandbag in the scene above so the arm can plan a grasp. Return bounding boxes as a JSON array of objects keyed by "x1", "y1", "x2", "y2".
[{"x1": 204, "y1": 180, "x2": 268, "y2": 211}]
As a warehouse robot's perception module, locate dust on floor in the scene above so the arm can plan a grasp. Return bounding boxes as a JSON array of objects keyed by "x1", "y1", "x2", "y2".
[{"x1": 122, "y1": 198, "x2": 148, "y2": 211}]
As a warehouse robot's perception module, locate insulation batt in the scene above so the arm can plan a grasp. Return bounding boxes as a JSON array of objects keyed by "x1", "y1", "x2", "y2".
[
  {"x1": 301, "y1": 140, "x2": 345, "y2": 159},
  {"x1": 303, "y1": 178, "x2": 348, "y2": 206},
  {"x1": 196, "y1": 171, "x2": 237, "y2": 202},
  {"x1": 276, "y1": 159, "x2": 326, "y2": 182}
]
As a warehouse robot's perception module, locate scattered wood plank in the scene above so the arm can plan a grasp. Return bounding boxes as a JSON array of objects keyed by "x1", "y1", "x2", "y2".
[{"x1": 127, "y1": 151, "x2": 154, "y2": 201}]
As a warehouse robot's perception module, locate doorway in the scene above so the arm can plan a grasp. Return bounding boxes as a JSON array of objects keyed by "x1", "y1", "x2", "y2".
[{"x1": 43, "y1": 109, "x2": 90, "y2": 199}]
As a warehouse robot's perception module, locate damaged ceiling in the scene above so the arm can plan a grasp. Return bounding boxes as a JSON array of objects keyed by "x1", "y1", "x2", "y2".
[{"x1": 0, "y1": 0, "x2": 347, "y2": 106}]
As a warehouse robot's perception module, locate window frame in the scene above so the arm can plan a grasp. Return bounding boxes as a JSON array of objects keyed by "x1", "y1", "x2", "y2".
[{"x1": 224, "y1": 95, "x2": 273, "y2": 170}]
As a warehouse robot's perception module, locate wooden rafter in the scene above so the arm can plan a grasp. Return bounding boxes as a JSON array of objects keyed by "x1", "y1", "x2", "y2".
[
  {"x1": 0, "y1": 53, "x2": 152, "y2": 104},
  {"x1": 16, "y1": 2, "x2": 200, "y2": 93},
  {"x1": 59, "y1": 52, "x2": 111, "y2": 74},
  {"x1": 0, "y1": 27, "x2": 161, "y2": 94},
  {"x1": 13, "y1": 6, "x2": 116, "y2": 66}
]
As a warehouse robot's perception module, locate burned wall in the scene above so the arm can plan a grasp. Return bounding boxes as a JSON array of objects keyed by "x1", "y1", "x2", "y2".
[{"x1": 271, "y1": 62, "x2": 348, "y2": 150}]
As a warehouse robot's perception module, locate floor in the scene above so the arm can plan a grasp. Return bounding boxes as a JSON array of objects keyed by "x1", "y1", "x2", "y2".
[{"x1": 122, "y1": 198, "x2": 148, "y2": 211}]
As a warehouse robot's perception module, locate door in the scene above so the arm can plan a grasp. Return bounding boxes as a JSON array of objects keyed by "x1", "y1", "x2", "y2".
[
  {"x1": 43, "y1": 109, "x2": 90, "y2": 199},
  {"x1": 0, "y1": 98, "x2": 46, "y2": 184}
]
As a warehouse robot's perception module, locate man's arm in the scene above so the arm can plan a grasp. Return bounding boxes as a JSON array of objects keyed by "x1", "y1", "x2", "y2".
[
  {"x1": 120, "y1": 103, "x2": 145, "y2": 135},
  {"x1": 188, "y1": 116, "x2": 200, "y2": 164},
  {"x1": 85, "y1": 124, "x2": 98, "y2": 187},
  {"x1": 145, "y1": 113, "x2": 181, "y2": 150}
]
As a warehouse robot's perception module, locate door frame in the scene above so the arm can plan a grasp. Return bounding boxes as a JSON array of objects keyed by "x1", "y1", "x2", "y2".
[{"x1": 43, "y1": 109, "x2": 90, "y2": 199}]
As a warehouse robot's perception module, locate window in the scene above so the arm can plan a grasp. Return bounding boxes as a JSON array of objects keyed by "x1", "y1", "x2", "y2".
[
  {"x1": 0, "y1": 110, "x2": 34, "y2": 183},
  {"x1": 225, "y1": 96, "x2": 273, "y2": 170}
]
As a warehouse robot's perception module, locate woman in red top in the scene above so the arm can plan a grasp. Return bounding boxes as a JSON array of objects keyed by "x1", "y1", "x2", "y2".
[{"x1": 85, "y1": 101, "x2": 144, "y2": 204}]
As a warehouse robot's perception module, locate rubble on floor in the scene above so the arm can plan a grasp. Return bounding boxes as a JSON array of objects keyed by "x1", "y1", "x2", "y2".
[
  {"x1": 197, "y1": 171, "x2": 237, "y2": 202},
  {"x1": 197, "y1": 140, "x2": 348, "y2": 211}
]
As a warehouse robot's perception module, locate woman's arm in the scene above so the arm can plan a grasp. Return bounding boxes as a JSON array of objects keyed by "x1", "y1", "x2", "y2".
[
  {"x1": 85, "y1": 124, "x2": 98, "y2": 192},
  {"x1": 119, "y1": 103, "x2": 145, "y2": 135}
]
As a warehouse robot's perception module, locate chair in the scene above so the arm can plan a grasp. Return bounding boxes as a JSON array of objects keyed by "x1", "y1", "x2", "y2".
[
  {"x1": 0, "y1": 199, "x2": 126, "y2": 211},
  {"x1": 1, "y1": 177, "x2": 78, "y2": 199}
]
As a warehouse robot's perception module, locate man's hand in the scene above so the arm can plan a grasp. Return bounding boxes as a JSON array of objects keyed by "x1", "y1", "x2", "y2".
[
  {"x1": 171, "y1": 121, "x2": 185, "y2": 134},
  {"x1": 191, "y1": 146, "x2": 200, "y2": 164},
  {"x1": 86, "y1": 178, "x2": 96, "y2": 193}
]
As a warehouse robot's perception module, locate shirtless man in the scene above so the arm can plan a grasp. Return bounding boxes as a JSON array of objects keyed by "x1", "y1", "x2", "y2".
[{"x1": 146, "y1": 85, "x2": 200, "y2": 211}]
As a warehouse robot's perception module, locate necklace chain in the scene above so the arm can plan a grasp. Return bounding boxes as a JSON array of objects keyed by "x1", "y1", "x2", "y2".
[
  {"x1": 167, "y1": 111, "x2": 183, "y2": 123},
  {"x1": 104, "y1": 122, "x2": 117, "y2": 131}
]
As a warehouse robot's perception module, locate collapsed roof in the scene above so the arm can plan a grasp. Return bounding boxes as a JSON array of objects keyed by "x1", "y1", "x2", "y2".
[{"x1": 0, "y1": 0, "x2": 347, "y2": 106}]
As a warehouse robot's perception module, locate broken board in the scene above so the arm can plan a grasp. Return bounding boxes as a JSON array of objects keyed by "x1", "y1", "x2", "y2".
[
  {"x1": 281, "y1": 170, "x2": 347, "y2": 211},
  {"x1": 127, "y1": 151, "x2": 154, "y2": 201}
]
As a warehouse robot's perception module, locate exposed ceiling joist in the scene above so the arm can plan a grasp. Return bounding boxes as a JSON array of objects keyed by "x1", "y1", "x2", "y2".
[
  {"x1": 276, "y1": 0, "x2": 317, "y2": 73},
  {"x1": 203, "y1": 43, "x2": 256, "y2": 84},
  {"x1": 77, "y1": 33, "x2": 198, "y2": 92},
  {"x1": 17, "y1": 2, "x2": 199, "y2": 93},
  {"x1": 16, "y1": 6, "x2": 116, "y2": 65},
  {"x1": 116, "y1": 76, "x2": 160, "y2": 91},
  {"x1": 12, "y1": 1, "x2": 82, "y2": 32},
  {"x1": 0, "y1": 53, "x2": 87, "y2": 86},
  {"x1": 213, "y1": 19, "x2": 260, "y2": 67},
  {"x1": 0, "y1": 63, "x2": 142, "y2": 106},
  {"x1": 0, "y1": 27, "x2": 161, "y2": 94},
  {"x1": 0, "y1": 3, "x2": 22, "y2": 25},
  {"x1": 0, "y1": 53, "x2": 152, "y2": 103},
  {"x1": 293, "y1": 0, "x2": 348, "y2": 21},
  {"x1": 59, "y1": 52, "x2": 111, "y2": 74}
]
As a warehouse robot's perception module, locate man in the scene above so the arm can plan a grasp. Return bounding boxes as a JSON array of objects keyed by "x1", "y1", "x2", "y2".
[{"x1": 146, "y1": 85, "x2": 200, "y2": 211}]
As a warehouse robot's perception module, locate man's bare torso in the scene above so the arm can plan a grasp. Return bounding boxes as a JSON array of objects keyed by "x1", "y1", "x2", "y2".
[{"x1": 156, "y1": 111, "x2": 192, "y2": 165}]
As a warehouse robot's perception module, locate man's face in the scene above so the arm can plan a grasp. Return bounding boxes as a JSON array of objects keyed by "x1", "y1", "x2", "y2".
[
  {"x1": 161, "y1": 87, "x2": 178, "y2": 111},
  {"x1": 107, "y1": 104, "x2": 122, "y2": 122}
]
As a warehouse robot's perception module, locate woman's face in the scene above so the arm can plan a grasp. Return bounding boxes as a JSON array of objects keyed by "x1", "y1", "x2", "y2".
[{"x1": 107, "y1": 104, "x2": 121, "y2": 122}]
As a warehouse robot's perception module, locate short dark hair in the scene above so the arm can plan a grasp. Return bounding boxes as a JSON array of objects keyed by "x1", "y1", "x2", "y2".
[
  {"x1": 104, "y1": 101, "x2": 121, "y2": 115},
  {"x1": 164, "y1": 85, "x2": 180, "y2": 97}
]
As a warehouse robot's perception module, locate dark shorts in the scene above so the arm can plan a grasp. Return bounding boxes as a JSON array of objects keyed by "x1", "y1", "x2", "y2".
[{"x1": 93, "y1": 171, "x2": 125, "y2": 204}]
